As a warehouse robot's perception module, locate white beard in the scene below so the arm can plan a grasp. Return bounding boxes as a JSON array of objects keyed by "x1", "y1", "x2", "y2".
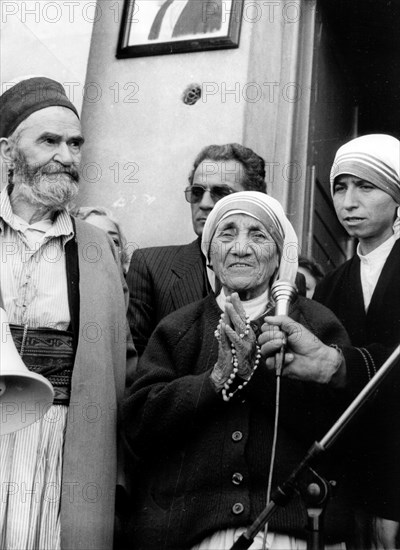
[{"x1": 12, "y1": 153, "x2": 79, "y2": 211}]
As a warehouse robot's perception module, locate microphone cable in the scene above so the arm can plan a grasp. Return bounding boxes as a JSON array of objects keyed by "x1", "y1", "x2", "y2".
[
  {"x1": 262, "y1": 281, "x2": 296, "y2": 550},
  {"x1": 262, "y1": 360, "x2": 282, "y2": 550}
]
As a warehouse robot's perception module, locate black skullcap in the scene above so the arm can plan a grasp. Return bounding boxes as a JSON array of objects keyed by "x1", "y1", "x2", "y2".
[{"x1": 0, "y1": 77, "x2": 79, "y2": 138}]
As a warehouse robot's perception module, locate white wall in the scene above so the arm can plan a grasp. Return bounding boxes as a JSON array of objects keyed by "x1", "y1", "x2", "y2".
[
  {"x1": 1, "y1": 0, "x2": 315, "y2": 252},
  {"x1": 79, "y1": 0, "x2": 258, "y2": 249},
  {"x1": 0, "y1": 0, "x2": 94, "y2": 188},
  {"x1": 79, "y1": 1, "x2": 317, "y2": 250},
  {"x1": 0, "y1": 0, "x2": 94, "y2": 111}
]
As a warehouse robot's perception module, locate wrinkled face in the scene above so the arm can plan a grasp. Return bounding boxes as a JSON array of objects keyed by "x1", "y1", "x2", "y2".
[
  {"x1": 190, "y1": 159, "x2": 246, "y2": 236},
  {"x1": 209, "y1": 213, "x2": 279, "y2": 300},
  {"x1": 333, "y1": 175, "x2": 398, "y2": 254},
  {"x1": 297, "y1": 266, "x2": 318, "y2": 299},
  {"x1": 10, "y1": 106, "x2": 83, "y2": 210}
]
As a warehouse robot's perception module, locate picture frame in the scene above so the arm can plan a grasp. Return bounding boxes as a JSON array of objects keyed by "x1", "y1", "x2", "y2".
[{"x1": 117, "y1": 0, "x2": 244, "y2": 58}]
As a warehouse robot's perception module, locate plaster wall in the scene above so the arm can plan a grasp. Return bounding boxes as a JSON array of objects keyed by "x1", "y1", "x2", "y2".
[
  {"x1": 79, "y1": 0, "x2": 302, "y2": 249},
  {"x1": 0, "y1": 0, "x2": 94, "y2": 188}
]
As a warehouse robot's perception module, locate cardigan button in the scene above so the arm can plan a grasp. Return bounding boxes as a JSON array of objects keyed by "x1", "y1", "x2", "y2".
[
  {"x1": 232, "y1": 431, "x2": 243, "y2": 442},
  {"x1": 232, "y1": 502, "x2": 244, "y2": 515},
  {"x1": 232, "y1": 472, "x2": 243, "y2": 485}
]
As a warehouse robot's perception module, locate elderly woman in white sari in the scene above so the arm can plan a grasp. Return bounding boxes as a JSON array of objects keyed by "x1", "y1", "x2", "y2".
[{"x1": 123, "y1": 191, "x2": 356, "y2": 550}]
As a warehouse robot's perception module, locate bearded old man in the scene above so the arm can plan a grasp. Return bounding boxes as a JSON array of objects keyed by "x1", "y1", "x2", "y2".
[{"x1": 0, "y1": 77, "x2": 136, "y2": 550}]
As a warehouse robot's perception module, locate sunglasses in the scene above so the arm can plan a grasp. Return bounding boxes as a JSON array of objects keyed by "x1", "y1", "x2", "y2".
[{"x1": 184, "y1": 184, "x2": 235, "y2": 204}]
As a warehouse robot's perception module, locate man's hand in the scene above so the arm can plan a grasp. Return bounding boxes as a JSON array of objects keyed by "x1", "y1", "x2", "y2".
[{"x1": 258, "y1": 315, "x2": 346, "y2": 387}]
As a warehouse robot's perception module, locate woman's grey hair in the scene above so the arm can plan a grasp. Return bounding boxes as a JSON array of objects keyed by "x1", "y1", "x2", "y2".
[{"x1": 188, "y1": 143, "x2": 267, "y2": 193}]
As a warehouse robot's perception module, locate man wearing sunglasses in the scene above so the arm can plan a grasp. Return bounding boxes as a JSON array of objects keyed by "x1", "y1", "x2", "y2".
[{"x1": 126, "y1": 143, "x2": 267, "y2": 356}]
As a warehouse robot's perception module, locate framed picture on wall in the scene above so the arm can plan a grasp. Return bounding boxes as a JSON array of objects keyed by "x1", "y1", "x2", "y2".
[{"x1": 117, "y1": 0, "x2": 244, "y2": 58}]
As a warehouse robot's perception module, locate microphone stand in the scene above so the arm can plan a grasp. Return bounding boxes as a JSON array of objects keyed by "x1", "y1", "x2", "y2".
[{"x1": 230, "y1": 344, "x2": 400, "y2": 550}]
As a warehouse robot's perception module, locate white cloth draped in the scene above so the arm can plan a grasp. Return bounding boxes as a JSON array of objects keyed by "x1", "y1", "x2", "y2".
[
  {"x1": 329, "y1": 134, "x2": 400, "y2": 234},
  {"x1": 0, "y1": 406, "x2": 68, "y2": 550},
  {"x1": 191, "y1": 526, "x2": 347, "y2": 550},
  {"x1": 201, "y1": 191, "x2": 299, "y2": 292},
  {"x1": 191, "y1": 527, "x2": 306, "y2": 550}
]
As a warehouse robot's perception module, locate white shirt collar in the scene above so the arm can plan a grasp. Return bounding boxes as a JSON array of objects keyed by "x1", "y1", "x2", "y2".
[
  {"x1": 357, "y1": 234, "x2": 396, "y2": 311},
  {"x1": 357, "y1": 234, "x2": 396, "y2": 263}
]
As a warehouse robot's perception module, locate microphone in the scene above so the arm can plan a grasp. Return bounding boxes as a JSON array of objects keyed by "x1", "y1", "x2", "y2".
[
  {"x1": 270, "y1": 281, "x2": 297, "y2": 375},
  {"x1": 271, "y1": 280, "x2": 297, "y2": 316}
]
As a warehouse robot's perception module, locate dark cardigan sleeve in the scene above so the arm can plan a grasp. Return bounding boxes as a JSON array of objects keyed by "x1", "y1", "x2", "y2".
[
  {"x1": 124, "y1": 296, "x2": 353, "y2": 459},
  {"x1": 122, "y1": 302, "x2": 224, "y2": 458}
]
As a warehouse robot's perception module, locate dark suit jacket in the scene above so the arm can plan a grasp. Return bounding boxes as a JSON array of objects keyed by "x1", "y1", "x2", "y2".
[
  {"x1": 127, "y1": 239, "x2": 209, "y2": 356},
  {"x1": 313, "y1": 239, "x2": 400, "y2": 521}
]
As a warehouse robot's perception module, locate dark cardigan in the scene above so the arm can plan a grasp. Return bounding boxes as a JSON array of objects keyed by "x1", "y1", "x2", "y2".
[{"x1": 123, "y1": 294, "x2": 355, "y2": 549}]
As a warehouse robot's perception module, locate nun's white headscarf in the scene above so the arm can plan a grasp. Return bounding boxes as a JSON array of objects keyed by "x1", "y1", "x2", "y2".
[
  {"x1": 330, "y1": 134, "x2": 400, "y2": 235},
  {"x1": 201, "y1": 191, "x2": 299, "y2": 292}
]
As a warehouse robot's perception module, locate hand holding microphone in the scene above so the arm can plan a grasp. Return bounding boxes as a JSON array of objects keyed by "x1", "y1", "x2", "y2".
[
  {"x1": 258, "y1": 286, "x2": 345, "y2": 384},
  {"x1": 269, "y1": 281, "x2": 297, "y2": 376}
]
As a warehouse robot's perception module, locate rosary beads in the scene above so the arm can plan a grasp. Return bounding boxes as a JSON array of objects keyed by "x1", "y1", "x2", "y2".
[{"x1": 215, "y1": 313, "x2": 261, "y2": 402}]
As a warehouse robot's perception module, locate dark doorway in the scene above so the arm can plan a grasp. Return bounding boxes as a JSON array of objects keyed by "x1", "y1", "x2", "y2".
[{"x1": 305, "y1": 1, "x2": 400, "y2": 272}]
